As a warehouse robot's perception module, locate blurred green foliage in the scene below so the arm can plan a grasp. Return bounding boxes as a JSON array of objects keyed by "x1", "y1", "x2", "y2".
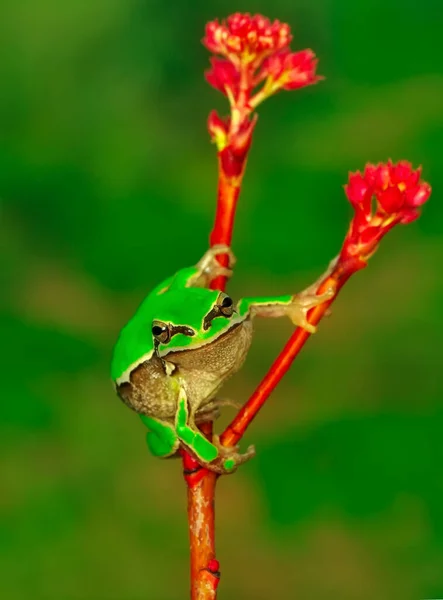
[{"x1": 1, "y1": 1, "x2": 442, "y2": 598}]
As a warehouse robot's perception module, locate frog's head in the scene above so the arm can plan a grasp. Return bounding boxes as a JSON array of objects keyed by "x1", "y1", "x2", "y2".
[
  {"x1": 152, "y1": 287, "x2": 242, "y2": 357},
  {"x1": 111, "y1": 286, "x2": 245, "y2": 385}
]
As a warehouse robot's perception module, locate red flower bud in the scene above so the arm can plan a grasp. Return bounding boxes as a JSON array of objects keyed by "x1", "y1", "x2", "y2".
[
  {"x1": 207, "y1": 558, "x2": 220, "y2": 573},
  {"x1": 344, "y1": 171, "x2": 371, "y2": 210},
  {"x1": 390, "y1": 160, "x2": 421, "y2": 187},
  {"x1": 346, "y1": 161, "x2": 431, "y2": 217},
  {"x1": 261, "y1": 49, "x2": 320, "y2": 90},
  {"x1": 399, "y1": 208, "x2": 420, "y2": 224},
  {"x1": 207, "y1": 110, "x2": 229, "y2": 149},
  {"x1": 376, "y1": 185, "x2": 404, "y2": 212},
  {"x1": 205, "y1": 57, "x2": 240, "y2": 96},
  {"x1": 342, "y1": 161, "x2": 431, "y2": 261},
  {"x1": 203, "y1": 13, "x2": 292, "y2": 60},
  {"x1": 362, "y1": 163, "x2": 378, "y2": 187},
  {"x1": 405, "y1": 182, "x2": 432, "y2": 207}
]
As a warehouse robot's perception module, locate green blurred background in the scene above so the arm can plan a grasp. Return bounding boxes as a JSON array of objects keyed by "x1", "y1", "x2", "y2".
[{"x1": 1, "y1": 1, "x2": 442, "y2": 598}]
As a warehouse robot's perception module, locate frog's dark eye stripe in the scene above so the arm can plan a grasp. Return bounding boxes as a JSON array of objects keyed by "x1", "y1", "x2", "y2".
[
  {"x1": 203, "y1": 308, "x2": 218, "y2": 330},
  {"x1": 203, "y1": 293, "x2": 235, "y2": 329},
  {"x1": 170, "y1": 325, "x2": 195, "y2": 337},
  {"x1": 152, "y1": 321, "x2": 195, "y2": 344}
]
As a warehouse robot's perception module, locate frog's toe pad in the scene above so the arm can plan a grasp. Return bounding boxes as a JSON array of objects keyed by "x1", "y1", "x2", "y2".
[{"x1": 210, "y1": 435, "x2": 256, "y2": 474}]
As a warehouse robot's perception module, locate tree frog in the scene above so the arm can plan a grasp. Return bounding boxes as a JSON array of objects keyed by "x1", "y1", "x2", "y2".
[{"x1": 111, "y1": 245, "x2": 334, "y2": 474}]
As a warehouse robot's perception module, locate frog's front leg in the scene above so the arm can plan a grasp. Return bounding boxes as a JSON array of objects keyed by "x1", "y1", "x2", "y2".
[
  {"x1": 237, "y1": 282, "x2": 335, "y2": 334},
  {"x1": 190, "y1": 245, "x2": 236, "y2": 288},
  {"x1": 174, "y1": 385, "x2": 255, "y2": 474},
  {"x1": 194, "y1": 397, "x2": 242, "y2": 425}
]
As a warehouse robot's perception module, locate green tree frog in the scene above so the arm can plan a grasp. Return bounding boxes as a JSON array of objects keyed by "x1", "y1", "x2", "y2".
[{"x1": 111, "y1": 245, "x2": 333, "y2": 474}]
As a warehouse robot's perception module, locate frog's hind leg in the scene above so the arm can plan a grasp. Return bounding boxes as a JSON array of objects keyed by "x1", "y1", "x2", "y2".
[
  {"x1": 174, "y1": 385, "x2": 253, "y2": 474},
  {"x1": 139, "y1": 414, "x2": 180, "y2": 458}
]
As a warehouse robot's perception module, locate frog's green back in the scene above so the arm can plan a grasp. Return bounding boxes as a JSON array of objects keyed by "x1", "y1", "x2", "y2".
[
  {"x1": 111, "y1": 292, "x2": 157, "y2": 382},
  {"x1": 111, "y1": 273, "x2": 176, "y2": 382}
]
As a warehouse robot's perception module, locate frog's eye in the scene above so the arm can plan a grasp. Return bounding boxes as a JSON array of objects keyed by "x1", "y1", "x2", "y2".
[
  {"x1": 203, "y1": 293, "x2": 236, "y2": 330},
  {"x1": 152, "y1": 321, "x2": 171, "y2": 344},
  {"x1": 219, "y1": 294, "x2": 234, "y2": 317}
]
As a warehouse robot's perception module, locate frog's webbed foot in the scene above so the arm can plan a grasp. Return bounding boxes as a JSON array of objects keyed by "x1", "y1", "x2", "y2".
[
  {"x1": 194, "y1": 245, "x2": 236, "y2": 287},
  {"x1": 288, "y1": 258, "x2": 338, "y2": 333},
  {"x1": 288, "y1": 287, "x2": 335, "y2": 333},
  {"x1": 207, "y1": 434, "x2": 256, "y2": 475}
]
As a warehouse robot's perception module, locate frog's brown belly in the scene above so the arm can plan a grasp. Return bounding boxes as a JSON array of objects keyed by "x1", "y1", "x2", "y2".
[{"x1": 117, "y1": 320, "x2": 253, "y2": 419}]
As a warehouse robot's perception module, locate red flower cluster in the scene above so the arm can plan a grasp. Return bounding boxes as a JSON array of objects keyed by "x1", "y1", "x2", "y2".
[
  {"x1": 343, "y1": 161, "x2": 431, "y2": 260},
  {"x1": 261, "y1": 49, "x2": 319, "y2": 91},
  {"x1": 204, "y1": 14, "x2": 291, "y2": 62},
  {"x1": 203, "y1": 13, "x2": 319, "y2": 106}
]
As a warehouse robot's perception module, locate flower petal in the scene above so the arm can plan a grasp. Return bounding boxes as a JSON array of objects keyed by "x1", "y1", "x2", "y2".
[
  {"x1": 345, "y1": 172, "x2": 371, "y2": 208},
  {"x1": 205, "y1": 57, "x2": 240, "y2": 96},
  {"x1": 281, "y1": 49, "x2": 320, "y2": 90},
  {"x1": 405, "y1": 183, "x2": 432, "y2": 207},
  {"x1": 376, "y1": 186, "x2": 404, "y2": 212}
]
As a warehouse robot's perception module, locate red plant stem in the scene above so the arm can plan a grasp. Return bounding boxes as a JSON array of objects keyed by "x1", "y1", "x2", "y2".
[
  {"x1": 185, "y1": 429, "x2": 218, "y2": 600},
  {"x1": 185, "y1": 166, "x2": 367, "y2": 599},
  {"x1": 184, "y1": 422, "x2": 219, "y2": 600},
  {"x1": 185, "y1": 158, "x2": 245, "y2": 600},
  {"x1": 221, "y1": 256, "x2": 365, "y2": 447},
  {"x1": 209, "y1": 165, "x2": 241, "y2": 290}
]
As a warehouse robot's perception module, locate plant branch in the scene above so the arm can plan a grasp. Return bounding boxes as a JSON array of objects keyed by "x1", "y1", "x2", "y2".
[
  {"x1": 221, "y1": 256, "x2": 362, "y2": 447},
  {"x1": 209, "y1": 166, "x2": 242, "y2": 291},
  {"x1": 183, "y1": 423, "x2": 219, "y2": 600},
  {"x1": 182, "y1": 13, "x2": 432, "y2": 600},
  {"x1": 187, "y1": 14, "x2": 346, "y2": 598},
  {"x1": 185, "y1": 150, "x2": 248, "y2": 600}
]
